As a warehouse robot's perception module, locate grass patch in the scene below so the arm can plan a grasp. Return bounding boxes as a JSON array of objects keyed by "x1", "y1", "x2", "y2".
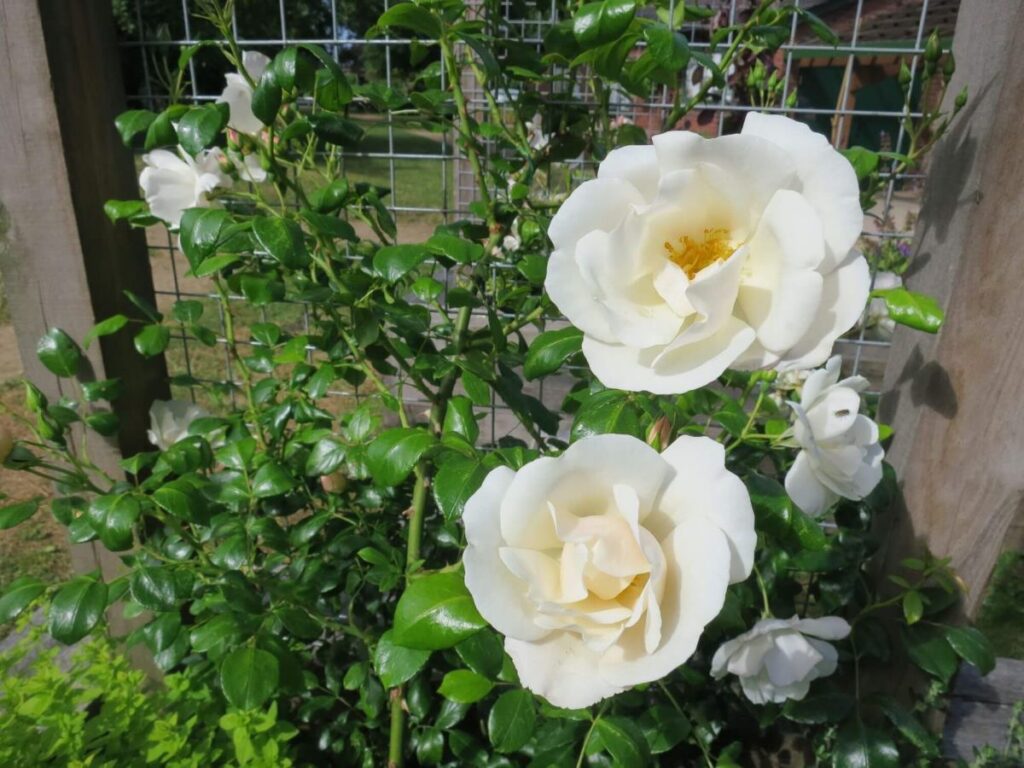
[{"x1": 976, "y1": 550, "x2": 1024, "y2": 660}]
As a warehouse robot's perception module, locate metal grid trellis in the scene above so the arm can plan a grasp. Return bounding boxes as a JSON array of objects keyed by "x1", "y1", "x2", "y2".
[{"x1": 118, "y1": 0, "x2": 960, "y2": 442}]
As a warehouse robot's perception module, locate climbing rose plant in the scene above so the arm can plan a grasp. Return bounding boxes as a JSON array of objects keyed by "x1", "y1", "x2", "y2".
[{"x1": 0, "y1": 1, "x2": 991, "y2": 766}]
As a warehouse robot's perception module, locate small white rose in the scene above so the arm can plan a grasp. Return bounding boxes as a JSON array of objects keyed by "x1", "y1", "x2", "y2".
[
  {"x1": 712, "y1": 615, "x2": 850, "y2": 704},
  {"x1": 139, "y1": 147, "x2": 232, "y2": 229},
  {"x1": 462, "y1": 433, "x2": 755, "y2": 709},
  {"x1": 147, "y1": 399, "x2": 211, "y2": 451},
  {"x1": 502, "y1": 234, "x2": 521, "y2": 253},
  {"x1": 0, "y1": 425, "x2": 13, "y2": 463},
  {"x1": 544, "y1": 113, "x2": 870, "y2": 394},
  {"x1": 784, "y1": 355, "x2": 884, "y2": 517},
  {"x1": 218, "y1": 51, "x2": 272, "y2": 136},
  {"x1": 524, "y1": 112, "x2": 549, "y2": 151},
  {"x1": 229, "y1": 149, "x2": 268, "y2": 183},
  {"x1": 863, "y1": 271, "x2": 902, "y2": 338}
]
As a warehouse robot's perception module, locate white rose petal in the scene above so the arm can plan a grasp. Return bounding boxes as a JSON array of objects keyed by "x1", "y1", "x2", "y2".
[
  {"x1": 462, "y1": 433, "x2": 755, "y2": 708},
  {"x1": 711, "y1": 615, "x2": 850, "y2": 704},
  {"x1": 544, "y1": 113, "x2": 870, "y2": 394},
  {"x1": 139, "y1": 147, "x2": 231, "y2": 229},
  {"x1": 784, "y1": 355, "x2": 885, "y2": 516},
  {"x1": 147, "y1": 399, "x2": 210, "y2": 451},
  {"x1": 217, "y1": 51, "x2": 272, "y2": 135}
]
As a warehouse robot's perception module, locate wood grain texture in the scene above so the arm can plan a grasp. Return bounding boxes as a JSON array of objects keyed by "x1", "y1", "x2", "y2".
[
  {"x1": 0, "y1": 0, "x2": 167, "y2": 641},
  {"x1": 943, "y1": 659, "x2": 1024, "y2": 760},
  {"x1": 878, "y1": 0, "x2": 1024, "y2": 617}
]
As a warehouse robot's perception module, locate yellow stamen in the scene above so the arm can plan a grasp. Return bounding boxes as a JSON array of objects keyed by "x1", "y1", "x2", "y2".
[{"x1": 663, "y1": 228, "x2": 734, "y2": 279}]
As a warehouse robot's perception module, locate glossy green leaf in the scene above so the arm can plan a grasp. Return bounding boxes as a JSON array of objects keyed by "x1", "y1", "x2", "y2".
[
  {"x1": 871, "y1": 288, "x2": 944, "y2": 333},
  {"x1": 305, "y1": 438, "x2": 347, "y2": 476},
  {"x1": 49, "y1": 577, "x2": 108, "y2": 644},
  {"x1": 392, "y1": 571, "x2": 486, "y2": 650},
  {"x1": 366, "y1": 427, "x2": 436, "y2": 487},
  {"x1": 86, "y1": 493, "x2": 140, "y2": 551},
  {"x1": 433, "y1": 455, "x2": 489, "y2": 522},
  {"x1": 0, "y1": 576, "x2": 45, "y2": 623},
  {"x1": 251, "y1": 72, "x2": 282, "y2": 125},
  {"x1": 134, "y1": 324, "x2": 170, "y2": 357},
  {"x1": 373, "y1": 244, "x2": 431, "y2": 281},
  {"x1": 252, "y1": 216, "x2": 310, "y2": 269},
  {"x1": 488, "y1": 689, "x2": 536, "y2": 753},
  {"x1": 0, "y1": 498, "x2": 40, "y2": 530},
  {"x1": 220, "y1": 645, "x2": 279, "y2": 709},
  {"x1": 594, "y1": 716, "x2": 650, "y2": 768},
  {"x1": 637, "y1": 704, "x2": 691, "y2": 754},
  {"x1": 573, "y1": 0, "x2": 637, "y2": 48},
  {"x1": 944, "y1": 625, "x2": 995, "y2": 675},
  {"x1": 570, "y1": 389, "x2": 642, "y2": 441},
  {"x1": 438, "y1": 669, "x2": 493, "y2": 703},
  {"x1": 376, "y1": 3, "x2": 442, "y2": 38},
  {"x1": 904, "y1": 624, "x2": 958, "y2": 682},
  {"x1": 130, "y1": 567, "x2": 191, "y2": 612},
  {"x1": 177, "y1": 103, "x2": 229, "y2": 155},
  {"x1": 114, "y1": 109, "x2": 156, "y2": 145},
  {"x1": 374, "y1": 629, "x2": 431, "y2": 688},
  {"x1": 308, "y1": 113, "x2": 364, "y2": 147},
  {"x1": 443, "y1": 396, "x2": 479, "y2": 444},
  {"x1": 783, "y1": 691, "x2": 854, "y2": 724},
  {"x1": 37, "y1": 328, "x2": 81, "y2": 377},
  {"x1": 834, "y1": 719, "x2": 900, "y2": 768},
  {"x1": 524, "y1": 327, "x2": 583, "y2": 380},
  {"x1": 83, "y1": 315, "x2": 130, "y2": 349},
  {"x1": 252, "y1": 461, "x2": 297, "y2": 497},
  {"x1": 455, "y1": 629, "x2": 504, "y2": 678}
]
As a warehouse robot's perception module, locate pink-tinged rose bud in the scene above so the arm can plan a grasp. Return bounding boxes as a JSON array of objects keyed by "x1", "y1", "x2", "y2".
[
  {"x1": 645, "y1": 416, "x2": 673, "y2": 451},
  {"x1": 0, "y1": 425, "x2": 14, "y2": 463},
  {"x1": 321, "y1": 471, "x2": 348, "y2": 494}
]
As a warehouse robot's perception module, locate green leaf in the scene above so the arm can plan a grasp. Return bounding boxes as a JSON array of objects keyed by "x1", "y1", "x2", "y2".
[
  {"x1": 944, "y1": 625, "x2": 996, "y2": 675},
  {"x1": 871, "y1": 288, "x2": 944, "y2": 333},
  {"x1": 425, "y1": 234, "x2": 483, "y2": 265},
  {"x1": 798, "y1": 8, "x2": 840, "y2": 46},
  {"x1": 85, "y1": 407, "x2": 120, "y2": 433},
  {"x1": 308, "y1": 113, "x2": 364, "y2": 147},
  {"x1": 374, "y1": 629, "x2": 431, "y2": 688},
  {"x1": 438, "y1": 669, "x2": 494, "y2": 703},
  {"x1": 153, "y1": 478, "x2": 207, "y2": 522},
  {"x1": 104, "y1": 199, "x2": 157, "y2": 226},
  {"x1": 86, "y1": 494, "x2": 140, "y2": 551},
  {"x1": 455, "y1": 629, "x2": 504, "y2": 678},
  {"x1": 903, "y1": 590, "x2": 924, "y2": 625},
  {"x1": 573, "y1": 0, "x2": 637, "y2": 48},
  {"x1": 220, "y1": 645, "x2": 280, "y2": 710},
  {"x1": 190, "y1": 614, "x2": 244, "y2": 654},
  {"x1": 252, "y1": 461, "x2": 297, "y2": 498},
  {"x1": 252, "y1": 216, "x2": 310, "y2": 269},
  {"x1": 834, "y1": 719, "x2": 900, "y2": 768},
  {"x1": 83, "y1": 315, "x2": 130, "y2": 349},
  {"x1": 134, "y1": 324, "x2": 170, "y2": 357},
  {"x1": 783, "y1": 691, "x2": 854, "y2": 724},
  {"x1": 37, "y1": 328, "x2": 81, "y2": 377},
  {"x1": 643, "y1": 25, "x2": 689, "y2": 70},
  {"x1": 842, "y1": 146, "x2": 880, "y2": 181},
  {"x1": 0, "y1": 498, "x2": 40, "y2": 529},
  {"x1": 114, "y1": 109, "x2": 156, "y2": 146},
  {"x1": 570, "y1": 389, "x2": 642, "y2": 441},
  {"x1": 305, "y1": 438, "x2": 347, "y2": 476},
  {"x1": 443, "y1": 396, "x2": 479, "y2": 444},
  {"x1": 876, "y1": 695, "x2": 939, "y2": 757},
  {"x1": 49, "y1": 577, "x2": 108, "y2": 644},
  {"x1": 0, "y1": 576, "x2": 45, "y2": 623},
  {"x1": 747, "y1": 474, "x2": 828, "y2": 551},
  {"x1": 271, "y1": 47, "x2": 315, "y2": 92},
  {"x1": 433, "y1": 455, "x2": 489, "y2": 522},
  {"x1": 144, "y1": 104, "x2": 187, "y2": 150},
  {"x1": 376, "y1": 3, "x2": 442, "y2": 38},
  {"x1": 904, "y1": 624, "x2": 958, "y2": 682},
  {"x1": 488, "y1": 689, "x2": 536, "y2": 753},
  {"x1": 373, "y1": 244, "x2": 431, "y2": 281},
  {"x1": 251, "y1": 72, "x2": 282, "y2": 125},
  {"x1": 637, "y1": 704, "x2": 690, "y2": 754},
  {"x1": 594, "y1": 716, "x2": 650, "y2": 768},
  {"x1": 524, "y1": 327, "x2": 583, "y2": 380},
  {"x1": 177, "y1": 103, "x2": 229, "y2": 155},
  {"x1": 392, "y1": 571, "x2": 486, "y2": 650},
  {"x1": 130, "y1": 567, "x2": 191, "y2": 612},
  {"x1": 366, "y1": 427, "x2": 436, "y2": 487},
  {"x1": 179, "y1": 208, "x2": 232, "y2": 270}
]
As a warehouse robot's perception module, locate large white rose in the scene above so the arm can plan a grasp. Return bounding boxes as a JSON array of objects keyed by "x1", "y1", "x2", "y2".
[
  {"x1": 784, "y1": 355, "x2": 884, "y2": 517},
  {"x1": 462, "y1": 433, "x2": 755, "y2": 709},
  {"x1": 544, "y1": 113, "x2": 870, "y2": 394},
  {"x1": 711, "y1": 615, "x2": 850, "y2": 704},
  {"x1": 147, "y1": 399, "x2": 210, "y2": 451},
  {"x1": 218, "y1": 51, "x2": 272, "y2": 135},
  {"x1": 139, "y1": 148, "x2": 231, "y2": 229}
]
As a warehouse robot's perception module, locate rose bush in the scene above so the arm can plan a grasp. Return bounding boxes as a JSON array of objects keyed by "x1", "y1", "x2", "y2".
[{"x1": 0, "y1": 2, "x2": 990, "y2": 767}]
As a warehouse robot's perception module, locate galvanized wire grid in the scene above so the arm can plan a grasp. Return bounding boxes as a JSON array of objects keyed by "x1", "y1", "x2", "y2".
[{"x1": 120, "y1": 0, "x2": 954, "y2": 441}]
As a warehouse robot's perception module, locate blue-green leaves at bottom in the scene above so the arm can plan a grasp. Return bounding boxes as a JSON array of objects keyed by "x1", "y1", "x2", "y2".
[
  {"x1": 392, "y1": 571, "x2": 486, "y2": 650},
  {"x1": 871, "y1": 288, "x2": 944, "y2": 333},
  {"x1": 220, "y1": 645, "x2": 280, "y2": 710}
]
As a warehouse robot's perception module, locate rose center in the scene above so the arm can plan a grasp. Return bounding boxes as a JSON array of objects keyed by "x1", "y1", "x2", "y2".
[{"x1": 664, "y1": 227, "x2": 734, "y2": 279}]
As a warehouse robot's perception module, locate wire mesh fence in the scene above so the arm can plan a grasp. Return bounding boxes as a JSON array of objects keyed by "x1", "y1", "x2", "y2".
[{"x1": 115, "y1": 0, "x2": 960, "y2": 442}]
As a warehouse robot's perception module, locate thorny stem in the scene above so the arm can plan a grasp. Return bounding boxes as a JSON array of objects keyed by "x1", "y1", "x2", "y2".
[{"x1": 214, "y1": 279, "x2": 266, "y2": 450}]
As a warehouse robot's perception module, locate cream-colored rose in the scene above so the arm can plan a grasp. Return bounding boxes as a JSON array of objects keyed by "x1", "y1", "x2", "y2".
[
  {"x1": 218, "y1": 51, "x2": 272, "y2": 136},
  {"x1": 138, "y1": 148, "x2": 231, "y2": 229},
  {"x1": 712, "y1": 615, "x2": 850, "y2": 704},
  {"x1": 784, "y1": 356, "x2": 884, "y2": 517},
  {"x1": 544, "y1": 113, "x2": 869, "y2": 394},
  {"x1": 147, "y1": 399, "x2": 210, "y2": 451},
  {"x1": 462, "y1": 433, "x2": 755, "y2": 708}
]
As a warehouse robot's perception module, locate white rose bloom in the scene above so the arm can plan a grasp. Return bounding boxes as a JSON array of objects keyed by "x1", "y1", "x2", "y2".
[
  {"x1": 230, "y1": 149, "x2": 267, "y2": 183},
  {"x1": 147, "y1": 399, "x2": 210, "y2": 451},
  {"x1": 711, "y1": 615, "x2": 851, "y2": 704},
  {"x1": 544, "y1": 113, "x2": 870, "y2": 394},
  {"x1": 863, "y1": 271, "x2": 902, "y2": 338},
  {"x1": 139, "y1": 148, "x2": 231, "y2": 229},
  {"x1": 525, "y1": 112, "x2": 549, "y2": 151},
  {"x1": 218, "y1": 51, "x2": 272, "y2": 135},
  {"x1": 784, "y1": 355, "x2": 884, "y2": 517},
  {"x1": 462, "y1": 433, "x2": 755, "y2": 709}
]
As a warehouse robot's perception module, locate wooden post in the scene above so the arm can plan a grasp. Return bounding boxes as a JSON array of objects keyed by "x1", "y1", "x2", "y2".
[
  {"x1": 0, "y1": 3, "x2": 169, "y2": 588},
  {"x1": 878, "y1": 0, "x2": 1024, "y2": 616}
]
